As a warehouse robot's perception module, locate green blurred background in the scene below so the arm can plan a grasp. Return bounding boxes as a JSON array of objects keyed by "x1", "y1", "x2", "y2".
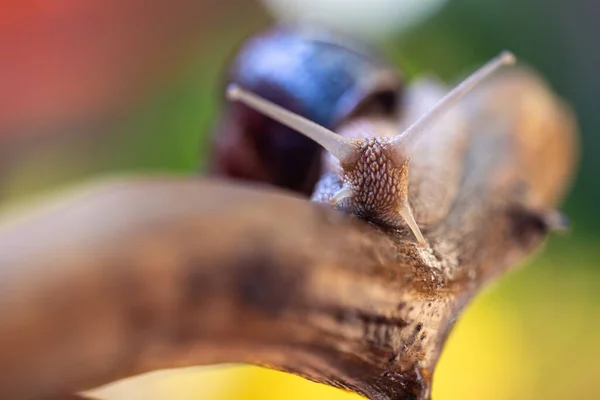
[{"x1": 2, "y1": 0, "x2": 599, "y2": 399}]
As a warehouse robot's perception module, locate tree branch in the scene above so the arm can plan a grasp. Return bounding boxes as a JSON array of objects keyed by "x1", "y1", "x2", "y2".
[{"x1": 0, "y1": 69, "x2": 577, "y2": 400}]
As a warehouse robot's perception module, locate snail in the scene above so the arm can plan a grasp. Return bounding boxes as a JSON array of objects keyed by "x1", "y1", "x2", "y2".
[
  {"x1": 226, "y1": 47, "x2": 515, "y2": 247},
  {"x1": 209, "y1": 27, "x2": 403, "y2": 196}
]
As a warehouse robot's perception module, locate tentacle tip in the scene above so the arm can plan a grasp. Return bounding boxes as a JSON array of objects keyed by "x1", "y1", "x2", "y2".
[
  {"x1": 226, "y1": 84, "x2": 242, "y2": 101},
  {"x1": 500, "y1": 50, "x2": 517, "y2": 65},
  {"x1": 413, "y1": 229, "x2": 427, "y2": 248}
]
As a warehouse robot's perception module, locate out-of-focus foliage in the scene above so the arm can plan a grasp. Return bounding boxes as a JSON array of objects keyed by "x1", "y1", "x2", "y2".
[
  {"x1": 260, "y1": 0, "x2": 448, "y2": 38},
  {"x1": 4, "y1": 0, "x2": 599, "y2": 399}
]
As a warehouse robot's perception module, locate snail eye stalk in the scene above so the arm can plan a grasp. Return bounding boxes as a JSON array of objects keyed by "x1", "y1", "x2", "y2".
[
  {"x1": 392, "y1": 51, "x2": 516, "y2": 151},
  {"x1": 227, "y1": 84, "x2": 360, "y2": 164}
]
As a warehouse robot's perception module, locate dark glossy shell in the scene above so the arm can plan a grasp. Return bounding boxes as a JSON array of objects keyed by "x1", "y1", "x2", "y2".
[{"x1": 209, "y1": 26, "x2": 402, "y2": 195}]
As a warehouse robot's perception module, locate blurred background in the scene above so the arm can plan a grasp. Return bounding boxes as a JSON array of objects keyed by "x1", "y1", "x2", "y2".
[{"x1": 2, "y1": 0, "x2": 599, "y2": 399}]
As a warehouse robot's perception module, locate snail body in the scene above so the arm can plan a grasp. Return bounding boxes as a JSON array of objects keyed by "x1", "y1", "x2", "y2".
[
  {"x1": 312, "y1": 79, "x2": 470, "y2": 228},
  {"x1": 227, "y1": 38, "x2": 515, "y2": 246}
]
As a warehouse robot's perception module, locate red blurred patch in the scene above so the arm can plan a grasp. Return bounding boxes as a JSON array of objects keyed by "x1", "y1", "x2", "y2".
[{"x1": 0, "y1": 0, "x2": 240, "y2": 138}]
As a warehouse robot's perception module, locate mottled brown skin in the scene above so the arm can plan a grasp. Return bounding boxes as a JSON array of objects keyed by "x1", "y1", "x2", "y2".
[{"x1": 337, "y1": 138, "x2": 411, "y2": 228}]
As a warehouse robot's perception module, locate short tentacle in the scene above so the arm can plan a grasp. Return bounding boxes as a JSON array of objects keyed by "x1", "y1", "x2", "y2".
[
  {"x1": 330, "y1": 186, "x2": 354, "y2": 206},
  {"x1": 398, "y1": 201, "x2": 426, "y2": 247}
]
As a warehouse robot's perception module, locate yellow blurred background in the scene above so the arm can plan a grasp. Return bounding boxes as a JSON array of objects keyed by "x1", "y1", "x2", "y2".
[{"x1": 2, "y1": 0, "x2": 599, "y2": 399}]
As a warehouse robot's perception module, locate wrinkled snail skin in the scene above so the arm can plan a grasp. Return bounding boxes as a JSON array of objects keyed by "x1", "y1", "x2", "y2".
[
  {"x1": 227, "y1": 44, "x2": 516, "y2": 247},
  {"x1": 210, "y1": 26, "x2": 402, "y2": 195}
]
